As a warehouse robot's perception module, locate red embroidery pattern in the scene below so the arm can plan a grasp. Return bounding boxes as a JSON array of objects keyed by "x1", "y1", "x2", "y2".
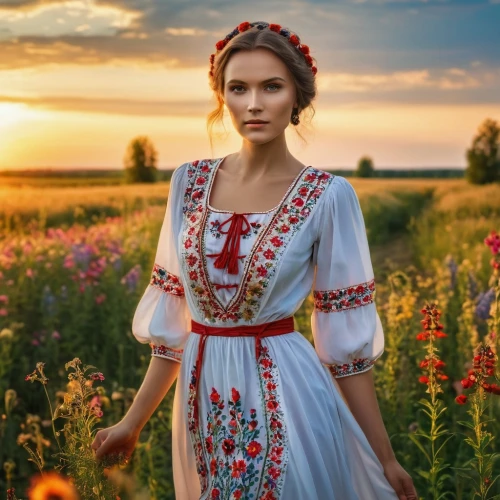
[
  {"x1": 150, "y1": 263, "x2": 185, "y2": 297},
  {"x1": 150, "y1": 343, "x2": 183, "y2": 362},
  {"x1": 327, "y1": 356, "x2": 379, "y2": 378},
  {"x1": 186, "y1": 343, "x2": 289, "y2": 498},
  {"x1": 181, "y1": 158, "x2": 335, "y2": 324},
  {"x1": 313, "y1": 278, "x2": 375, "y2": 312}
]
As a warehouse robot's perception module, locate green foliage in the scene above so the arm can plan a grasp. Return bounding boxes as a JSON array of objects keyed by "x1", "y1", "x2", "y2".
[
  {"x1": 465, "y1": 118, "x2": 500, "y2": 185},
  {"x1": 124, "y1": 136, "x2": 159, "y2": 184}
]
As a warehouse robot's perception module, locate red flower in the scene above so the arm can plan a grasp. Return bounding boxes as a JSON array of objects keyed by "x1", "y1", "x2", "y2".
[
  {"x1": 231, "y1": 388, "x2": 240, "y2": 403},
  {"x1": 268, "y1": 466, "x2": 281, "y2": 479},
  {"x1": 267, "y1": 400, "x2": 279, "y2": 412},
  {"x1": 248, "y1": 420, "x2": 258, "y2": 431},
  {"x1": 211, "y1": 488, "x2": 220, "y2": 498},
  {"x1": 231, "y1": 459, "x2": 247, "y2": 478},
  {"x1": 215, "y1": 40, "x2": 227, "y2": 51},
  {"x1": 289, "y1": 34, "x2": 300, "y2": 46},
  {"x1": 269, "y1": 24, "x2": 281, "y2": 33},
  {"x1": 461, "y1": 378, "x2": 475, "y2": 389},
  {"x1": 205, "y1": 436, "x2": 213, "y2": 454},
  {"x1": 434, "y1": 360, "x2": 446, "y2": 370},
  {"x1": 246, "y1": 440, "x2": 263, "y2": 458},
  {"x1": 299, "y1": 44, "x2": 310, "y2": 55},
  {"x1": 222, "y1": 438, "x2": 236, "y2": 455},
  {"x1": 263, "y1": 249, "x2": 275, "y2": 260},
  {"x1": 238, "y1": 21, "x2": 251, "y2": 32},
  {"x1": 210, "y1": 388, "x2": 220, "y2": 403},
  {"x1": 455, "y1": 394, "x2": 468, "y2": 404},
  {"x1": 210, "y1": 457, "x2": 217, "y2": 476},
  {"x1": 418, "y1": 376, "x2": 429, "y2": 384}
]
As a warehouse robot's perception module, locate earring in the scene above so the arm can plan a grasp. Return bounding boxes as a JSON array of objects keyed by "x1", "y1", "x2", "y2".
[{"x1": 291, "y1": 107, "x2": 300, "y2": 125}]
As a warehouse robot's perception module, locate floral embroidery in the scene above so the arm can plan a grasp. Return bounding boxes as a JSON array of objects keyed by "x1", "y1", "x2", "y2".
[
  {"x1": 313, "y1": 278, "x2": 375, "y2": 312},
  {"x1": 209, "y1": 217, "x2": 262, "y2": 240},
  {"x1": 327, "y1": 356, "x2": 379, "y2": 378},
  {"x1": 150, "y1": 263, "x2": 185, "y2": 297},
  {"x1": 150, "y1": 343, "x2": 183, "y2": 362},
  {"x1": 187, "y1": 342, "x2": 289, "y2": 499},
  {"x1": 181, "y1": 158, "x2": 335, "y2": 324}
]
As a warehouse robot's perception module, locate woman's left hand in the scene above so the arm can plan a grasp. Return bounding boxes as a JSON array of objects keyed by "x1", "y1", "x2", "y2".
[{"x1": 383, "y1": 458, "x2": 419, "y2": 500}]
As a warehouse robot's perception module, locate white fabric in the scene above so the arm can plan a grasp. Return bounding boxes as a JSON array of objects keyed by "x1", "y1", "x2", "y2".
[{"x1": 131, "y1": 158, "x2": 398, "y2": 499}]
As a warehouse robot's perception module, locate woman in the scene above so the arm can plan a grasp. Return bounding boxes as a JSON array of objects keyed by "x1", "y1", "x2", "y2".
[{"x1": 92, "y1": 21, "x2": 418, "y2": 500}]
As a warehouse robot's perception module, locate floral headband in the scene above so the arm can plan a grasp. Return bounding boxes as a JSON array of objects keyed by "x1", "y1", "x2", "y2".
[{"x1": 208, "y1": 21, "x2": 317, "y2": 78}]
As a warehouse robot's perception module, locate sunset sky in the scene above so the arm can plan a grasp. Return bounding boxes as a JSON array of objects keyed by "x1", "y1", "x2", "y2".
[{"x1": 0, "y1": 0, "x2": 499, "y2": 170}]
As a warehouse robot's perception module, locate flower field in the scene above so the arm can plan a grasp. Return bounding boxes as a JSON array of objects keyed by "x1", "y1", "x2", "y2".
[{"x1": 0, "y1": 176, "x2": 499, "y2": 499}]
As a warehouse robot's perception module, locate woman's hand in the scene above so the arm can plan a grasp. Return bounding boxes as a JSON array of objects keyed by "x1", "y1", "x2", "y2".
[
  {"x1": 383, "y1": 458, "x2": 419, "y2": 500},
  {"x1": 91, "y1": 420, "x2": 140, "y2": 463}
]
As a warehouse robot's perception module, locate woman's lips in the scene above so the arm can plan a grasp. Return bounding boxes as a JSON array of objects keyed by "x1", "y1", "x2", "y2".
[{"x1": 245, "y1": 122, "x2": 268, "y2": 128}]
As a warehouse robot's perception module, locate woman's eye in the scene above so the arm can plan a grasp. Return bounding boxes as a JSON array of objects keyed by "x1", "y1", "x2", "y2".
[{"x1": 229, "y1": 84, "x2": 281, "y2": 93}]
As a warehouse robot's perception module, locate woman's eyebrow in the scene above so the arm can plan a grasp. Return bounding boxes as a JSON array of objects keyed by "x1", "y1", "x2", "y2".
[{"x1": 226, "y1": 77, "x2": 286, "y2": 84}]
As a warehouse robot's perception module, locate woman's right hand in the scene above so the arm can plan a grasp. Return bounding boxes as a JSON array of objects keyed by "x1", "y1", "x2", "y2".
[{"x1": 91, "y1": 420, "x2": 140, "y2": 463}]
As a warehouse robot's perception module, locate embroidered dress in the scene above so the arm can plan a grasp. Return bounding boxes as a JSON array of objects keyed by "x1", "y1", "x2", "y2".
[{"x1": 132, "y1": 157, "x2": 399, "y2": 500}]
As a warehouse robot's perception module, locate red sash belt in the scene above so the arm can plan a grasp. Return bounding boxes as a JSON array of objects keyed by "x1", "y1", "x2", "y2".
[{"x1": 190, "y1": 316, "x2": 295, "y2": 421}]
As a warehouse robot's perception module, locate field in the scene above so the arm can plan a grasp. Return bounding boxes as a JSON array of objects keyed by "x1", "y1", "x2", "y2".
[{"x1": 0, "y1": 173, "x2": 499, "y2": 499}]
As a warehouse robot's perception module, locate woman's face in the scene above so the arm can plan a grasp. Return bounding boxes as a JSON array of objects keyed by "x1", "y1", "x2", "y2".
[{"x1": 222, "y1": 47, "x2": 298, "y2": 144}]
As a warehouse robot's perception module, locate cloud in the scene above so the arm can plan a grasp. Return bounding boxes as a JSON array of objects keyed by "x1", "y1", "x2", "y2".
[{"x1": 0, "y1": 93, "x2": 212, "y2": 115}]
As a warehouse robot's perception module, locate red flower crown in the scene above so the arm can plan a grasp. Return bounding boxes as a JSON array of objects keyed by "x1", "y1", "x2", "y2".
[{"x1": 209, "y1": 21, "x2": 317, "y2": 78}]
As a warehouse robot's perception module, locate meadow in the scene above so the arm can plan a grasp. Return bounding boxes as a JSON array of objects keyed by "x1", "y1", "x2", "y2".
[{"x1": 0, "y1": 173, "x2": 499, "y2": 499}]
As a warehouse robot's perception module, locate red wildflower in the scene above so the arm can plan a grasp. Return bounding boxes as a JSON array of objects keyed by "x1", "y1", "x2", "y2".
[{"x1": 455, "y1": 394, "x2": 468, "y2": 404}]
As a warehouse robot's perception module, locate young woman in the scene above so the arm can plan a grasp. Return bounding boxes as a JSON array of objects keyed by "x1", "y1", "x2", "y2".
[{"x1": 92, "y1": 21, "x2": 418, "y2": 500}]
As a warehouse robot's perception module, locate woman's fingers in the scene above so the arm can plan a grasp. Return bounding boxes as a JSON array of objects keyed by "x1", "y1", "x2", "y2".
[{"x1": 95, "y1": 433, "x2": 113, "y2": 460}]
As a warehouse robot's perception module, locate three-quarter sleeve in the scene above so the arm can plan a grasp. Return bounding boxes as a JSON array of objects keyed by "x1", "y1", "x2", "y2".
[
  {"x1": 131, "y1": 164, "x2": 191, "y2": 363},
  {"x1": 311, "y1": 176, "x2": 385, "y2": 378}
]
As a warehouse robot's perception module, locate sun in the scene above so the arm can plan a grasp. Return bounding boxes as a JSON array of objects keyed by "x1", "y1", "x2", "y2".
[{"x1": 0, "y1": 103, "x2": 35, "y2": 130}]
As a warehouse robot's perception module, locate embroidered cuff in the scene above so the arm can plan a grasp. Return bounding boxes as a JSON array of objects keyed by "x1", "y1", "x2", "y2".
[
  {"x1": 150, "y1": 263, "x2": 185, "y2": 297},
  {"x1": 313, "y1": 278, "x2": 375, "y2": 313},
  {"x1": 150, "y1": 343, "x2": 183, "y2": 363},
  {"x1": 325, "y1": 352, "x2": 383, "y2": 378}
]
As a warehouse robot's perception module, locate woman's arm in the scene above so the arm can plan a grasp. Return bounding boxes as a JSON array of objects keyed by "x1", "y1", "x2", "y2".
[
  {"x1": 122, "y1": 356, "x2": 181, "y2": 432},
  {"x1": 334, "y1": 368, "x2": 396, "y2": 467}
]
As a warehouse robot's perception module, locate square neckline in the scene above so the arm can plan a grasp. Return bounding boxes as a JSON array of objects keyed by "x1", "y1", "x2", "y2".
[{"x1": 206, "y1": 155, "x2": 312, "y2": 215}]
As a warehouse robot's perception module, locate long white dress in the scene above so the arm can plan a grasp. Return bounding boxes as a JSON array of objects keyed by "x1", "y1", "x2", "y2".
[{"x1": 132, "y1": 157, "x2": 399, "y2": 500}]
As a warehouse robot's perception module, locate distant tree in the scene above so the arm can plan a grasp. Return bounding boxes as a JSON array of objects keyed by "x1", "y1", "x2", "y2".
[
  {"x1": 355, "y1": 156, "x2": 375, "y2": 178},
  {"x1": 124, "y1": 136, "x2": 158, "y2": 183},
  {"x1": 465, "y1": 118, "x2": 500, "y2": 185}
]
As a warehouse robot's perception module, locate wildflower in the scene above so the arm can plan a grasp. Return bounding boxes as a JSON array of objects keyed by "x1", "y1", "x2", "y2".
[
  {"x1": 475, "y1": 288, "x2": 495, "y2": 320},
  {"x1": 90, "y1": 372, "x2": 105, "y2": 381},
  {"x1": 0, "y1": 328, "x2": 13, "y2": 340},
  {"x1": 456, "y1": 344, "x2": 499, "y2": 405},
  {"x1": 27, "y1": 471, "x2": 79, "y2": 500},
  {"x1": 455, "y1": 394, "x2": 468, "y2": 404}
]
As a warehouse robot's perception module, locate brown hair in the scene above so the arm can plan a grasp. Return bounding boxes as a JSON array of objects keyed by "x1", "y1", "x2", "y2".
[{"x1": 206, "y1": 24, "x2": 318, "y2": 151}]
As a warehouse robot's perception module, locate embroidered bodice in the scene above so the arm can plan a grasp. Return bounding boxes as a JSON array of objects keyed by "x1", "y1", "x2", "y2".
[{"x1": 131, "y1": 157, "x2": 385, "y2": 378}]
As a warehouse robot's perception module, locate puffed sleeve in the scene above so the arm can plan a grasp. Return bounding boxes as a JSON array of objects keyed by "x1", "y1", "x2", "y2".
[
  {"x1": 131, "y1": 163, "x2": 191, "y2": 363},
  {"x1": 310, "y1": 176, "x2": 385, "y2": 378}
]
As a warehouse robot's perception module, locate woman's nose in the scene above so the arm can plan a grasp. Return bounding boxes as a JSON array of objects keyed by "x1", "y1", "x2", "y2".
[{"x1": 247, "y1": 91, "x2": 263, "y2": 111}]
